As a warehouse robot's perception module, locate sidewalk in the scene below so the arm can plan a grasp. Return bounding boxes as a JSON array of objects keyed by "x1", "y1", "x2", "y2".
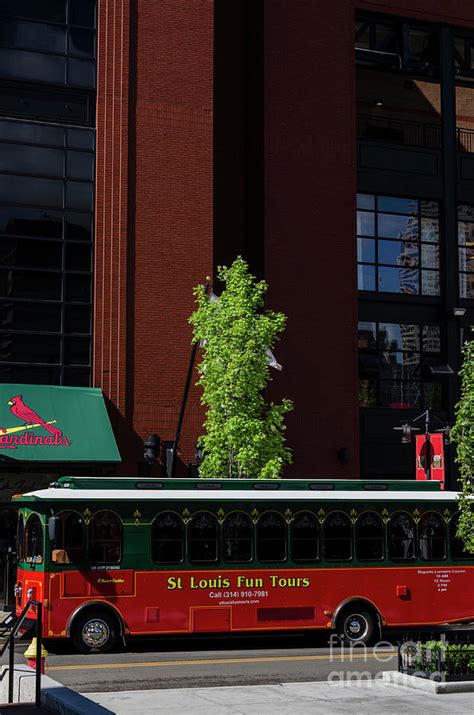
[
  {"x1": 87, "y1": 679, "x2": 474, "y2": 714},
  {"x1": 0, "y1": 706, "x2": 54, "y2": 713}
]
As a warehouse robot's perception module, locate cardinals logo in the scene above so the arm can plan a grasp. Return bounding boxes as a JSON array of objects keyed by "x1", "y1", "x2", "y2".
[{"x1": 0, "y1": 395, "x2": 71, "y2": 449}]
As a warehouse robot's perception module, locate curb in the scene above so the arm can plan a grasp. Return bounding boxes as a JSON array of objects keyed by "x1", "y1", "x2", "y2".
[
  {"x1": 382, "y1": 670, "x2": 474, "y2": 694},
  {"x1": 0, "y1": 664, "x2": 113, "y2": 714}
]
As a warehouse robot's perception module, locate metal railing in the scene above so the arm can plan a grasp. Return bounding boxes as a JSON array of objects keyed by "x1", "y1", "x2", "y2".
[
  {"x1": 0, "y1": 599, "x2": 43, "y2": 707},
  {"x1": 357, "y1": 113, "x2": 474, "y2": 154},
  {"x1": 397, "y1": 628, "x2": 474, "y2": 681},
  {"x1": 458, "y1": 127, "x2": 474, "y2": 154}
]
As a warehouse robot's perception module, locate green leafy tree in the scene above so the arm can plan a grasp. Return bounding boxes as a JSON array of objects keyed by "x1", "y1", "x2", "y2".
[
  {"x1": 451, "y1": 340, "x2": 474, "y2": 553},
  {"x1": 189, "y1": 257, "x2": 293, "y2": 479}
]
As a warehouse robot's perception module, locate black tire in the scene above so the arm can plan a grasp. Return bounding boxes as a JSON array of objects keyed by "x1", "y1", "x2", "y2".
[
  {"x1": 336, "y1": 609, "x2": 375, "y2": 645},
  {"x1": 71, "y1": 609, "x2": 119, "y2": 654}
]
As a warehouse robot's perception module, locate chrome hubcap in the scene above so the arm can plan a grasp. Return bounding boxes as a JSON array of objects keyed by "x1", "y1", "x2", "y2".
[
  {"x1": 82, "y1": 619, "x2": 110, "y2": 648},
  {"x1": 344, "y1": 614, "x2": 369, "y2": 640}
]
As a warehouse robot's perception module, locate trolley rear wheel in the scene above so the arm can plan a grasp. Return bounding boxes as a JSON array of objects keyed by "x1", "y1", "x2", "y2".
[{"x1": 336, "y1": 608, "x2": 375, "y2": 645}]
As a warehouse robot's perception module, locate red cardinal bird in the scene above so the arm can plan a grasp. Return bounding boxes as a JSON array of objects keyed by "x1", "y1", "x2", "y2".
[{"x1": 8, "y1": 395, "x2": 63, "y2": 437}]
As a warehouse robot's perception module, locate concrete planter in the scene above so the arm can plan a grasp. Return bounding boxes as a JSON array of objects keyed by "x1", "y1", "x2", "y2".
[{"x1": 382, "y1": 670, "x2": 474, "y2": 694}]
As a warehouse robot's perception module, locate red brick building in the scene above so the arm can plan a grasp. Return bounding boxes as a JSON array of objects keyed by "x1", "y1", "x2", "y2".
[{"x1": 0, "y1": 1, "x2": 474, "y2": 485}]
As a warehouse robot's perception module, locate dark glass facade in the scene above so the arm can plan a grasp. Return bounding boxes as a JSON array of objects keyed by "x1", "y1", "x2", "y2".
[
  {"x1": 0, "y1": 1, "x2": 96, "y2": 385},
  {"x1": 356, "y1": 13, "x2": 474, "y2": 479}
]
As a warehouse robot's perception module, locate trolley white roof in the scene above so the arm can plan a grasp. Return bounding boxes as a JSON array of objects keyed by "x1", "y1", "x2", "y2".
[{"x1": 18, "y1": 488, "x2": 460, "y2": 502}]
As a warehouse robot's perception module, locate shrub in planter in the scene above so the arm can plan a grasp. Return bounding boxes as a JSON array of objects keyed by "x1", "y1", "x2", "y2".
[{"x1": 410, "y1": 640, "x2": 474, "y2": 677}]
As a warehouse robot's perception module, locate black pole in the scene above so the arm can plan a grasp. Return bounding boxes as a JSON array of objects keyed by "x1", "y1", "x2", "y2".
[
  {"x1": 8, "y1": 627, "x2": 14, "y2": 703},
  {"x1": 440, "y1": 27, "x2": 459, "y2": 490},
  {"x1": 425, "y1": 409, "x2": 431, "y2": 481},
  {"x1": 35, "y1": 602, "x2": 42, "y2": 708},
  {"x1": 170, "y1": 281, "x2": 210, "y2": 477}
]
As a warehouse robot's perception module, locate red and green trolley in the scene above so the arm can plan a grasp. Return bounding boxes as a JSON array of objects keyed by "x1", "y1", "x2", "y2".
[{"x1": 12, "y1": 476, "x2": 473, "y2": 653}]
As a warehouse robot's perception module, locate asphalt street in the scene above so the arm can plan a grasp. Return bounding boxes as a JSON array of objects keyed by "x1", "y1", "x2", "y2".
[{"x1": 3, "y1": 633, "x2": 398, "y2": 693}]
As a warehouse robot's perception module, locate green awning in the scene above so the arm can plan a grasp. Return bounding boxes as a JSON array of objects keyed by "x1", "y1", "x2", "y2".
[{"x1": 0, "y1": 384, "x2": 120, "y2": 463}]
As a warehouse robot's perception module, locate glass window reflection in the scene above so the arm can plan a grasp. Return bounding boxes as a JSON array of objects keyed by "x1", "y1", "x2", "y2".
[
  {"x1": 357, "y1": 193, "x2": 374, "y2": 210},
  {"x1": 458, "y1": 205, "x2": 474, "y2": 300},
  {"x1": 0, "y1": 48, "x2": 66, "y2": 84},
  {"x1": 421, "y1": 218, "x2": 439, "y2": 243},
  {"x1": 357, "y1": 237, "x2": 375, "y2": 263},
  {"x1": 378, "y1": 196, "x2": 418, "y2": 215},
  {"x1": 379, "y1": 240, "x2": 418, "y2": 266},
  {"x1": 420, "y1": 201, "x2": 439, "y2": 218},
  {"x1": 0, "y1": 20, "x2": 66, "y2": 54},
  {"x1": 421, "y1": 244, "x2": 439, "y2": 269},
  {"x1": 0, "y1": 207, "x2": 62, "y2": 238},
  {"x1": 422, "y1": 325, "x2": 441, "y2": 353},
  {"x1": 357, "y1": 211, "x2": 375, "y2": 236},
  {"x1": 460, "y1": 273, "x2": 474, "y2": 299},
  {"x1": 357, "y1": 264, "x2": 375, "y2": 291},
  {"x1": 421, "y1": 270, "x2": 440, "y2": 296},
  {"x1": 378, "y1": 213, "x2": 419, "y2": 240},
  {"x1": 359, "y1": 321, "x2": 444, "y2": 409},
  {"x1": 357, "y1": 194, "x2": 440, "y2": 296},
  {"x1": 379, "y1": 266, "x2": 419, "y2": 294},
  {"x1": 358, "y1": 322, "x2": 377, "y2": 349}
]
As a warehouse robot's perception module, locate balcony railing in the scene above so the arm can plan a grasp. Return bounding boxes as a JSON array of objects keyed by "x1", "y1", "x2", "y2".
[{"x1": 357, "y1": 114, "x2": 474, "y2": 153}]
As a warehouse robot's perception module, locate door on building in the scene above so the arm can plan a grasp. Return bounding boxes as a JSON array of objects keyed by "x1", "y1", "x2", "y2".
[{"x1": 0, "y1": 507, "x2": 17, "y2": 600}]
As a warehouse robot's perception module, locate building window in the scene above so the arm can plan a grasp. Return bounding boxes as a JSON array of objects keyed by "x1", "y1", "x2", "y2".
[
  {"x1": 358, "y1": 320, "x2": 443, "y2": 409},
  {"x1": 0, "y1": 1, "x2": 96, "y2": 91},
  {"x1": 357, "y1": 194, "x2": 440, "y2": 296},
  {"x1": 0, "y1": 0, "x2": 96, "y2": 386},
  {"x1": 0, "y1": 120, "x2": 94, "y2": 386},
  {"x1": 458, "y1": 204, "x2": 474, "y2": 299},
  {"x1": 356, "y1": 16, "x2": 438, "y2": 74}
]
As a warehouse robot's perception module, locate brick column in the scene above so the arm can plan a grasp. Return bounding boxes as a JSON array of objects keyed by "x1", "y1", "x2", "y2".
[{"x1": 94, "y1": 0, "x2": 130, "y2": 415}]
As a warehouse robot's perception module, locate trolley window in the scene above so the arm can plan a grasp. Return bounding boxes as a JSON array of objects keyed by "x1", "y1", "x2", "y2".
[
  {"x1": 152, "y1": 512, "x2": 184, "y2": 564},
  {"x1": 222, "y1": 512, "x2": 253, "y2": 563},
  {"x1": 88, "y1": 511, "x2": 122, "y2": 564}
]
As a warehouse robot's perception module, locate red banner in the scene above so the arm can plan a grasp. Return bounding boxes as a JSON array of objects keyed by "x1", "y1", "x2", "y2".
[{"x1": 415, "y1": 433, "x2": 445, "y2": 489}]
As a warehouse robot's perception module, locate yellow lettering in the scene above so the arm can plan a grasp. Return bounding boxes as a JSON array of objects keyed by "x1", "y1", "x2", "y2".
[
  {"x1": 167, "y1": 576, "x2": 183, "y2": 590},
  {"x1": 238, "y1": 576, "x2": 264, "y2": 588}
]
